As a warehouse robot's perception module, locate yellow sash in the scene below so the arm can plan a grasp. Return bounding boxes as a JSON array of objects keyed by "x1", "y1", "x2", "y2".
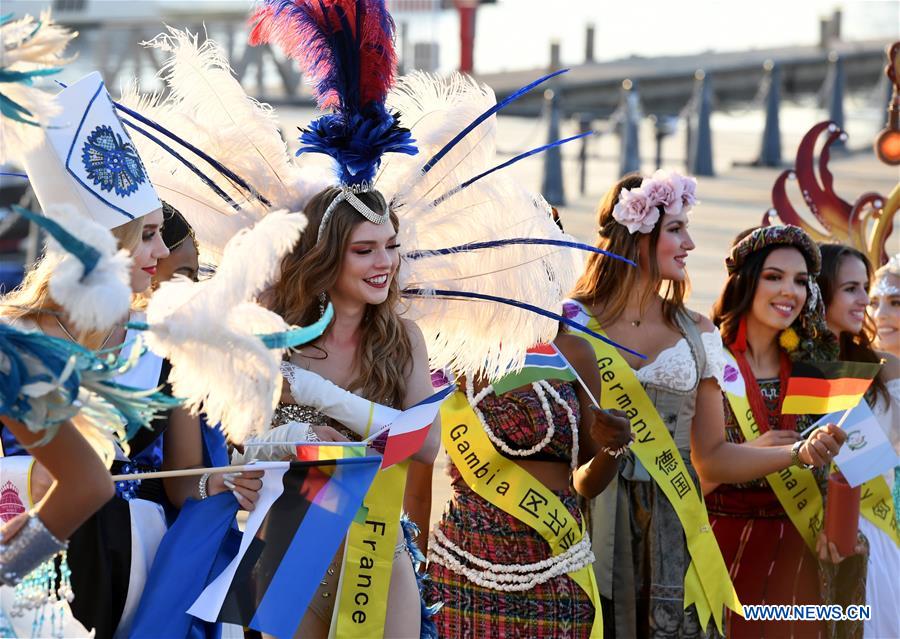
[
  {"x1": 722, "y1": 349, "x2": 825, "y2": 550},
  {"x1": 332, "y1": 461, "x2": 409, "y2": 639},
  {"x1": 860, "y1": 475, "x2": 900, "y2": 547},
  {"x1": 578, "y1": 315, "x2": 741, "y2": 634},
  {"x1": 440, "y1": 393, "x2": 603, "y2": 638}
]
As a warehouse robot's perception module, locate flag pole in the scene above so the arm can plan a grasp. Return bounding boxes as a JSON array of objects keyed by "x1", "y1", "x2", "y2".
[
  {"x1": 111, "y1": 456, "x2": 380, "y2": 482},
  {"x1": 111, "y1": 461, "x2": 286, "y2": 482},
  {"x1": 799, "y1": 405, "x2": 854, "y2": 439},
  {"x1": 550, "y1": 343, "x2": 601, "y2": 408}
]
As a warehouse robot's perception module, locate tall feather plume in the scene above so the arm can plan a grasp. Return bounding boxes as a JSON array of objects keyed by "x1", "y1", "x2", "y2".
[
  {"x1": 249, "y1": 0, "x2": 396, "y2": 109},
  {"x1": 118, "y1": 28, "x2": 328, "y2": 263},
  {"x1": 376, "y1": 72, "x2": 587, "y2": 380},
  {"x1": 142, "y1": 211, "x2": 309, "y2": 442},
  {"x1": 249, "y1": 0, "x2": 416, "y2": 186}
]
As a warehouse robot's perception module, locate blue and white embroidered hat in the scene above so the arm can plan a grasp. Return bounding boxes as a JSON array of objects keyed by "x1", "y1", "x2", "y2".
[{"x1": 20, "y1": 72, "x2": 161, "y2": 229}]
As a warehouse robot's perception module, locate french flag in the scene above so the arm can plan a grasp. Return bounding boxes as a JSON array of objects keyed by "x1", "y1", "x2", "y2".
[{"x1": 378, "y1": 385, "x2": 455, "y2": 469}]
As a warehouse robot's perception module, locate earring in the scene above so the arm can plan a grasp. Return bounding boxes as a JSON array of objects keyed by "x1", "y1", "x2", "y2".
[{"x1": 318, "y1": 292, "x2": 327, "y2": 318}]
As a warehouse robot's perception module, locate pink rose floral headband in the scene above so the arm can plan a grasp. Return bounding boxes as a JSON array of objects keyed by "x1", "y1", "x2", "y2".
[{"x1": 612, "y1": 170, "x2": 698, "y2": 234}]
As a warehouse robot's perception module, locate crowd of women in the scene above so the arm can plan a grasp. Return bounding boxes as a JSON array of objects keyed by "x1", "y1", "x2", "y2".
[{"x1": 0, "y1": 3, "x2": 898, "y2": 639}]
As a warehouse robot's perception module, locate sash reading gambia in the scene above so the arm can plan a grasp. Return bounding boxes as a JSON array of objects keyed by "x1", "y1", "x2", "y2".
[
  {"x1": 578, "y1": 313, "x2": 742, "y2": 634},
  {"x1": 440, "y1": 392, "x2": 604, "y2": 638},
  {"x1": 723, "y1": 349, "x2": 899, "y2": 550}
]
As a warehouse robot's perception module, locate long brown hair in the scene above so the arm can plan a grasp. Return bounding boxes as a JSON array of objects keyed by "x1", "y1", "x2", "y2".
[
  {"x1": 570, "y1": 174, "x2": 689, "y2": 329},
  {"x1": 268, "y1": 187, "x2": 412, "y2": 407},
  {"x1": 712, "y1": 228, "x2": 768, "y2": 347},
  {"x1": 817, "y1": 243, "x2": 887, "y2": 404},
  {"x1": 0, "y1": 216, "x2": 145, "y2": 348}
]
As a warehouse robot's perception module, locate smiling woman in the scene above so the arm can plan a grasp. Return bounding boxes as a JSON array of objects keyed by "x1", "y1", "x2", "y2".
[
  {"x1": 705, "y1": 227, "x2": 868, "y2": 639},
  {"x1": 262, "y1": 186, "x2": 438, "y2": 639},
  {"x1": 818, "y1": 243, "x2": 900, "y2": 639}
]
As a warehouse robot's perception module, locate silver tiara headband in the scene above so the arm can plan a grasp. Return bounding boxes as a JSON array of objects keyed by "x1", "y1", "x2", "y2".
[
  {"x1": 317, "y1": 186, "x2": 389, "y2": 243},
  {"x1": 871, "y1": 278, "x2": 900, "y2": 298}
]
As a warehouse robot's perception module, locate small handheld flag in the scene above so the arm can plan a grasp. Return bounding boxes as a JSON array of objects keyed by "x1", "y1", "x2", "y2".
[
  {"x1": 782, "y1": 360, "x2": 881, "y2": 415},
  {"x1": 812, "y1": 401, "x2": 899, "y2": 487},
  {"x1": 377, "y1": 385, "x2": 456, "y2": 469},
  {"x1": 491, "y1": 343, "x2": 578, "y2": 395},
  {"x1": 188, "y1": 458, "x2": 380, "y2": 639}
]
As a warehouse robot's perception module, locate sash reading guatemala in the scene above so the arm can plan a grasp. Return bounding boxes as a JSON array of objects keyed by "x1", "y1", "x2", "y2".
[
  {"x1": 563, "y1": 300, "x2": 742, "y2": 633},
  {"x1": 440, "y1": 391, "x2": 604, "y2": 638},
  {"x1": 721, "y1": 349, "x2": 826, "y2": 550}
]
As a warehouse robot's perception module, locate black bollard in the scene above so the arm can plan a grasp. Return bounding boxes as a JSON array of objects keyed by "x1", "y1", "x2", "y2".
[
  {"x1": 827, "y1": 51, "x2": 846, "y2": 149},
  {"x1": 578, "y1": 115, "x2": 591, "y2": 196},
  {"x1": 757, "y1": 60, "x2": 783, "y2": 167},
  {"x1": 618, "y1": 79, "x2": 641, "y2": 177},
  {"x1": 688, "y1": 70, "x2": 714, "y2": 176},
  {"x1": 541, "y1": 89, "x2": 566, "y2": 206}
]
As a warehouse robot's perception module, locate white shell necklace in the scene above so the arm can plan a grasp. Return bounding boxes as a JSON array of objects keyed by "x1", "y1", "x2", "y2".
[{"x1": 465, "y1": 377, "x2": 579, "y2": 470}]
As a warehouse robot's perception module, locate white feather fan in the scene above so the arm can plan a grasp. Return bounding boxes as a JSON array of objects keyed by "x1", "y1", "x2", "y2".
[
  {"x1": 381, "y1": 72, "x2": 584, "y2": 380},
  {"x1": 118, "y1": 29, "x2": 328, "y2": 264},
  {"x1": 142, "y1": 210, "x2": 307, "y2": 443},
  {"x1": 0, "y1": 11, "x2": 76, "y2": 163},
  {"x1": 43, "y1": 204, "x2": 133, "y2": 333}
]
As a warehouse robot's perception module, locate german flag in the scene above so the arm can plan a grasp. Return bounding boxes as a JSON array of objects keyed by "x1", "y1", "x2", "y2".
[{"x1": 782, "y1": 361, "x2": 882, "y2": 415}]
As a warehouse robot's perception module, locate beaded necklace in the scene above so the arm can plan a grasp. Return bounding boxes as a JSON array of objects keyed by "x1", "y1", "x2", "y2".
[{"x1": 465, "y1": 377, "x2": 579, "y2": 470}]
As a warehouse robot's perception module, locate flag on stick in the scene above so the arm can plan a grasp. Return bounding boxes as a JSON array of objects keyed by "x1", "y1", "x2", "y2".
[
  {"x1": 188, "y1": 457, "x2": 380, "y2": 639},
  {"x1": 491, "y1": 343, "x2": 578, "y2": 395},
  {"x1": 379, "y1": 384, "x2": 455, "y2": 469},
  {"x1": 813, "y1": 400, "x2": 899, "y2": 487},
  {"x1": 782, "y1": 360, "x2": 881, "y2": 415}
]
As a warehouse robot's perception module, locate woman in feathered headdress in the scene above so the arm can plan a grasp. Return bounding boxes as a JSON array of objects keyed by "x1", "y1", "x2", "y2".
[
  {"x1": 245, "y1": 3, "x2": 438, "y2": 635},
  {"x1": 870, "y1": 254, "x2": 900, "y2": 357},
  {"x1": 1, "y1": 63, "x2": 268, "y2": 638}
]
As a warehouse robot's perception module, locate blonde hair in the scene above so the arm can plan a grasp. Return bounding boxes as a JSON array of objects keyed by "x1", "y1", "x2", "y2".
[
  {"x1": 0, "y1": 216, "x2": 145, "y2": 347},
  {"x1": 571, "y1": 174, "x2": 689, "y2": 329},
  {"x1": 269, "y1": 187, "x2": 412, "y2": 407}
]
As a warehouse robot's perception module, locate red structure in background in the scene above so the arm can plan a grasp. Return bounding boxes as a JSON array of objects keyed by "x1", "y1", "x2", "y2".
[{"x1": 455, "y1": 0, "x2": 478, "y2": 73}]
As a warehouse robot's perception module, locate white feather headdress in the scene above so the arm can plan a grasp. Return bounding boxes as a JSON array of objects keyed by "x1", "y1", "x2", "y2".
[
  {"x1": 118, "y1": 29, "x2": 328, "y2": 265},
  {"x1": 378, "y1": 72, "x2": 585, "y2": 379},
  {"x1": 142, "y1": 210, "x2": 307, "y2": 442}
]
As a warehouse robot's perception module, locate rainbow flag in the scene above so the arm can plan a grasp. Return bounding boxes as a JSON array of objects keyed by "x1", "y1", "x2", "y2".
[
  {"x1": 491, "y1": 343, "x2": 577, "y2": 395},
  {"x1": 782, "y1": 360, "x2": 882, "y2": 415}
]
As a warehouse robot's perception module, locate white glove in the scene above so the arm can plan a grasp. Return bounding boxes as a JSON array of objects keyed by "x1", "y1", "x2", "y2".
[
  {"x1": 280, "y1": 362, "x2": 397, "y2": 438},
  {"x1": 231, "y1": 421, "x2": 317, "y2": 464}
]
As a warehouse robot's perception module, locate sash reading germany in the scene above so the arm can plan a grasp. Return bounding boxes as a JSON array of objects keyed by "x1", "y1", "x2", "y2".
[
  {"x1": 332, "y1": 461, "x2": 408, "y2": 639},
  {"x1": 440, "y1": 392, "x2": 604, "y2": 638},
  {"x1": 576, "y1": 309, "x2": 741, "y2": 634},
  {"x1": 723, "y1": 349, "x2": 899, "y2": 550}
]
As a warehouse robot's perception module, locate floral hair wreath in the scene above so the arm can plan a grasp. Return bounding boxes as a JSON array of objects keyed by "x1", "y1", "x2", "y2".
[{"x1": 612, "y1": 170, "x2": 698, "y2": 234}]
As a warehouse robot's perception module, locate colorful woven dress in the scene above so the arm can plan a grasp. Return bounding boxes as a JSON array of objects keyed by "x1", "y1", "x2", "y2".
[{"x1": 426, "y1": 380, "x2": 595, "y2": 638}]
